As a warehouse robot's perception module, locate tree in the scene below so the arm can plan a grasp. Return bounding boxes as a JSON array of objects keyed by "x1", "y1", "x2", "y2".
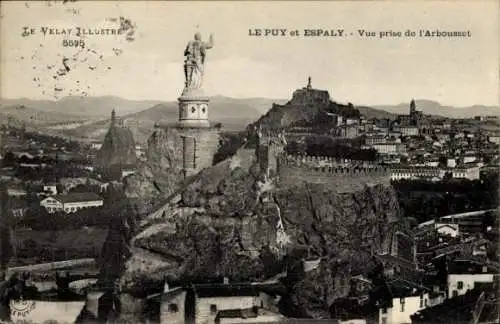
[
  {"x1": 1, "y1": 151, "x2": 16, "y2": 168},
  {"x1": 0, "y1": 183, "x2": 14, "y2": 277}
]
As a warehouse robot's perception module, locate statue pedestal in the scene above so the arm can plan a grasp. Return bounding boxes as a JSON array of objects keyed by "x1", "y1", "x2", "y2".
[{"x1": 178, "y1": 88, "x2": 211, "y2": 128}]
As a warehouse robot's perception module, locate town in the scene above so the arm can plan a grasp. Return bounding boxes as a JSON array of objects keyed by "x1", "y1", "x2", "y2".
[
  {"x1": 0, "y1": 76, "x2": 498, "y2": 323},
  {"x1": 0, "y1": 2, "x2": 499, "y2": 322}
]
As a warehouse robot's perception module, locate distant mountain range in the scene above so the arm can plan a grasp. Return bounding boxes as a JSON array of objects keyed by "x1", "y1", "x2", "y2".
[
  {"x1": 0, "y1": 96, "x2": 163, "y2": 118},
  {"x1": 1, "y1": 96, "x2": 498, "y2": 143},
  {"x1": 372, "y1": 100, "x2": 500, "y2": 119},
  {"x1": 59, "y1": 96, "x2": 287, "y2": 143}
]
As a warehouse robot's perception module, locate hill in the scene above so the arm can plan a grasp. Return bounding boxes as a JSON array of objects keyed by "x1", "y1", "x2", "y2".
[
  {"x1": 356, "y1": 106, "x2": 397, "y2": 120},
  {"x1": 0, "y1": 104, "x2": 93, "y2": 126},
  {"x1": 373, "y1": 100, "x2": 500, "y2": 119},
  {"x1": 249, "y1": 85, "x2": 365, "y2": 131},
  {"x1": 63, "y1": 96, "x2": 287, "y2": 143},
  {"x1": 0, "y1": 96, "x2": 163, "y2": 118},
  {"x1": 3, "y1": 95, "x2": 498, "y2": 144}
]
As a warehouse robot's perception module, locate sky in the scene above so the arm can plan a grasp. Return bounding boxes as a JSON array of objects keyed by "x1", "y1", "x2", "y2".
[{"x1": 0, "y1": 0, "x2": 498, "y2": 107}]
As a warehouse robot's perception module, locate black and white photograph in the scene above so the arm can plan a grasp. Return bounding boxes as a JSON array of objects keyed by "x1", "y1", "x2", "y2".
[{"x1": 0, "y1": 1, "x2": 499, "y2": 323}]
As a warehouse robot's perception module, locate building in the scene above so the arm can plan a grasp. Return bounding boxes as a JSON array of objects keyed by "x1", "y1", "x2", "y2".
[
  {"x1": 399, "y1": 126, "x2": 419, "y2": 137},
  {"x1": 378, "y1": 278, "x2": 445, "y2": 324},
  {"x1": 475, "y1": 115, "x2": 499, "y2": 121},
  {"x1": 487, "y1": 135, "x2": 500, "y2": 144},
  {"x1": 365, "y1": 135, "x2": 387, "y2": 145},
  {"x1": 434, "y1": 223, "x2": 459, "y2": 238},
  {"x1": 7, "y1": 184, "x2": 27, "y2": 197},
  {"x1": 411, "y1": 282, "x2": 499, "y2": 324},
  {"x1": 150, "y1": 279, "x2": 283, "y2": 324},
  {"x1": 40, "y1": 193, "x2": 103, "y2": 213},
  {"x1": 42, "y1": 184, "x2": 58, "y2": 195},
  {"x1": 379, "y1": 291, "x2": 438, "y2": 324},
  {"x1": 451, "y1": 165, "x2": 480, "y2": 180},
  {"x1": 90, "y1": 142, "x2": 103, "y2": 150},
  {"x1": 371, "y1": 143, "x2": 405, "y2": 155},
  {"x1": 345, "y1": 118, "x2": 359, "y2": 125},
  {"x1": 447, "y1": 261, "x2": 497, "y2": 298},
  {"x1": 121, "y1": 169, "x2": 136, "y2": 179},
  {"x1": 377, "y1": 230, "x2": 419, "y2": 281},
  {"x1": 391, "y1": 167, "x2": 444, "y2": 181},
  {"x1": 339, "y1": 124, "x2": 359, "y2": 139},
  {"x1": 395, "y1": 99, "x2": 428, "y2": 129}
]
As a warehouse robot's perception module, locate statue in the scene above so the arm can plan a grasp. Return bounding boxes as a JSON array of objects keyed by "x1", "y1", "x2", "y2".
[{"x1": 184, "y1": 32, "x2": 214, "y2": 91}]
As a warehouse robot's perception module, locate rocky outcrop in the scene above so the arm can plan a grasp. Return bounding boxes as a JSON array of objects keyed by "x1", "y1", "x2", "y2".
[
  {"x1": 123, "y1": 127, "x2": 186, "y2": 201},
  {"x1": 102, "y1": 85, "x2": 402, "y2": 319},
  {"x1": 96, "y1": 121, "x2": 137, "y2": 168},
  {"x1": 105, "y1": 140, "x2": 403, "y2": 318},
  {"x1": 250, "y1": 86, "x2": 360, "y2": 131}
]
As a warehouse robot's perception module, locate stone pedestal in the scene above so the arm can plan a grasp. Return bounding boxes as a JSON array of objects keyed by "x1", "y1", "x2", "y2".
[
  {"x1": 178, "y1": 88, "x2": 210, "y2": 129},
  {"x1": 152, "y1": 86, "x2": 221, "y2": 179}
]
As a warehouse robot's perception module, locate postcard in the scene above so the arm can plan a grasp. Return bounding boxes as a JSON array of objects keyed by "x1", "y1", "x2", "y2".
[{"x1": 0, "y1": 1, "x2": 498, "y2": 323}]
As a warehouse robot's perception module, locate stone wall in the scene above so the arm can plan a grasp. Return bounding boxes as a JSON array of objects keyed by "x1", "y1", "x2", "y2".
[{"x1": 276, "y1": 154, "x2": 391, "y2": 192}]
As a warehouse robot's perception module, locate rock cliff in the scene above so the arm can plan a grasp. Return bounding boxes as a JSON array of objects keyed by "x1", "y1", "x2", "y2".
[
  {"x1": 110, "y1": 141, "x2": 402, "y2": 318},
  {"x1": 123, "y1": 127, "x2": 185, "y2": 201},
  {"x1": 105, "y1": 85, "x2": 402, "y2": 319}
]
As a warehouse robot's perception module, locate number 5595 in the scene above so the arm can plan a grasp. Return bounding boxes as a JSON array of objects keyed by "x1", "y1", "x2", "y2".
[{"x1": 62, "y1": 39, "x2": 85, "y2": 48}]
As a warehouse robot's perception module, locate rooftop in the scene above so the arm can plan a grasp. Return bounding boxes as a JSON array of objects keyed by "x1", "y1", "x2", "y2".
[{"x1": 50, "y1": 192, "x2": 102, "y2": 203}]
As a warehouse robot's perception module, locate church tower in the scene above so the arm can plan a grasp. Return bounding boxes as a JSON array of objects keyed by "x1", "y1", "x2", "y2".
[
  {"x1": 111, "y1": 109, "x2": 116, "y2": 126},
  {"x1": 409, "y1": 99, "x2": 416, "y2": 116}
]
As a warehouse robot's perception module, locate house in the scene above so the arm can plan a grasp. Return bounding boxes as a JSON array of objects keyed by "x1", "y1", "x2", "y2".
[
  {"x1": 471, "y1": 239, "x2": 490, "y2": 257},
  {"x1": 9, "y1": 197, "x2": 28, "y2": 219},
  {"x1": 447, "y1": 260, "x2": 497, "y2": 298},
  {"x1": 214, "y1": 307, "x2": 284, "y2": 323},
  {"x1": 378, "y1": 279, "x2": 444, "y2": 324},
  {"x1": 345, "y1": 118, "x2": 359, "y2": 125},
  {"x1": 434, "y1": 223, "x2": 459, "y2": 238},
  {"x1": 379, "y1": 291, "x2": 432, "y2": 324},
  {"x1": 42, "y1": 183, "x2": 58, "y2": 195},
  {"x1": 463, "y1": 155, "x2": 477, "y2": 164},
  {"x1": 121, "y1": 169, "x2": 136, "y2": 179},
  {"x1": 150, "y1": 279, "x2": 283, "y2": 324},
  {"x1": 40, "y1": 193, "x2": 103, "y2": 213},
  {"x1": 411, "y1": 282, "x2": 499, "y2": 324},
  {"x1": 7, "y1": 184, "x2": 27, "y2": 197},
  {"x1": 90, "y1": 142, "x2": 103, "y2": 150},
  {"x1": 399, "y1": 126, "x2": 419, "y2": 137},
  {"x1": 339, "y1": 124, "x2": 359, "y2": 139},
  {"x1": 82, "y1": 290, "x2": 115, "y2": 322},
  {"x1": 377, "y1": 231, "x2": 419, "y2": 281},
  {"x1": 487, "y1": 135, "x2": 500, "y2": 144}
]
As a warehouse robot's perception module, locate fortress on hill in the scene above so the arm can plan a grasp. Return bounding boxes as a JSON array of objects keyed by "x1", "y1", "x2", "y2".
[{"x1": 248, "y1": 77, "x2": 391, "y2": 191}]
